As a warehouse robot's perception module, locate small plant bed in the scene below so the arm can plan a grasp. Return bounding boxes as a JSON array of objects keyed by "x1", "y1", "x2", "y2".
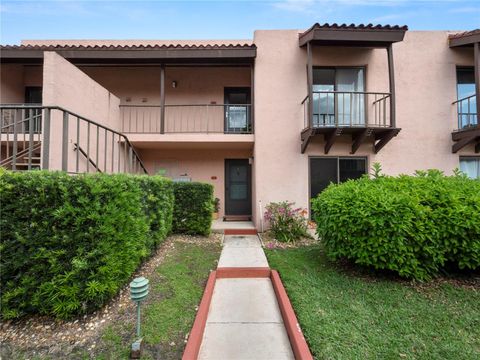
[
  {"x1": 266, "y1": 245, "x2": 480, "y2": 360},
  {"x1": 261, "y1": 230, "x2": 316, "y2": 249},
  {"x1": 0, "y1": 234, "x2": 222, "y2": 360}
]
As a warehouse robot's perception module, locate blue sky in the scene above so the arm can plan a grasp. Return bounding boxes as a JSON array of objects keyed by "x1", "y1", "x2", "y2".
[{"x1": 1, "y1": 0, "x2": 479, "y2": 44}]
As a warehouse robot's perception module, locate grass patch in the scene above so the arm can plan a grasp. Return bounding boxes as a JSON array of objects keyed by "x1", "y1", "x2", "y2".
[
  {"x1": 95, "y1": 239, "x2": 221, "y2": 360},
  {"x1": 266, "y1": 245, "x2": 480, "y2": 360}
]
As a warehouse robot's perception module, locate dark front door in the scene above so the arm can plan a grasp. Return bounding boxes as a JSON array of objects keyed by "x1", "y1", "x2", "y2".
[
  {"x1": 225, "y1": 159, "x2": 252, "y2": 216},
  {"x1": 224, "y1": 87, "x2": 251, "y2": 133}
]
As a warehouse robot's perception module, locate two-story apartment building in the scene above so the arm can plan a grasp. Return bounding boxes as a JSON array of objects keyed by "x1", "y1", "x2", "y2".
[{"x1": 1, "y1": 24, "x2": 479, "y2": 228}]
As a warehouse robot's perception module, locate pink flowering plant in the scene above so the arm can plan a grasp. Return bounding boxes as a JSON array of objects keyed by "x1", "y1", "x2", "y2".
[{"x1": 264, "y1": 201, "x2": 309, "y2": 242}]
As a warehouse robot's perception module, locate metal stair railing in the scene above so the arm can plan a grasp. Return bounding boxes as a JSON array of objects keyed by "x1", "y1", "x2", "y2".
[{"x1": 0, "y1": 104, "x2": 148, "y2": 174}]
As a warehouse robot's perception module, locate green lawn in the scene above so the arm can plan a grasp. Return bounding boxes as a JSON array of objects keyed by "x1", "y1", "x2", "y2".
[
  {"x1": 266, "y1": 245, "x2": 480, "y2": 360},
  {"x1": 95, "y1": 239, "x2": 221, "y2": 360}
]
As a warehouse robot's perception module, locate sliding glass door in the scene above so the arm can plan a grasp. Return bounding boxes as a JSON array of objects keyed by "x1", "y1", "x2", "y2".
[
  {"x1": 312, "y1": 68, "x2": 365, "y2": 127},
  {"x1": 460, "y1": 157, "x2": 480, "y2": 179},
  {"x1": 456, "y1": 68, "x2": 476, "y2": 129},
  {"x1": 310, "y1": 157, "x2": 367, "y2": 215}
]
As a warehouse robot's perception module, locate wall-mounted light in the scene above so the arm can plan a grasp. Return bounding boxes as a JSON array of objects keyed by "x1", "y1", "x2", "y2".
[{"x1": 172, "y1": 81, "x2": 177, "y2": 88}]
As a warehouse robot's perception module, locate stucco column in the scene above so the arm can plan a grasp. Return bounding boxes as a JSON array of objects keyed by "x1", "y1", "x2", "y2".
[{"x1": 387, "y1": 44, "x2": 396, "y2": 128}]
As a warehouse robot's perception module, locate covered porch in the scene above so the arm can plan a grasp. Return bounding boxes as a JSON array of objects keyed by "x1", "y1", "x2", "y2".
[{"x1": 136, "y1": 142, "x2": 254, "y2": 220}]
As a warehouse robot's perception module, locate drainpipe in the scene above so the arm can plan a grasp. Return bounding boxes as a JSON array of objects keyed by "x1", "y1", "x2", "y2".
[{"x1": 258, "y1": 200, "x2": 264, "y2": 233}]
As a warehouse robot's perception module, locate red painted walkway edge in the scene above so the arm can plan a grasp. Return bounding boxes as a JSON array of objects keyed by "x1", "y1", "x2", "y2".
[
  {"x1": 216, "y1": 267, "x2": 271, "y2": 278},
  {"x1": 271, "y1": 270, "x2": 314, "y2": 360},
  {"x1": 182, "y1": 271, "x2": 216, "y2": 360},
  {"x1": 182, "y1": 269, "x2": 314, "y2": 360},
  {"x1": 223, "y1": 229, "x2": 258, "y2": 235}
]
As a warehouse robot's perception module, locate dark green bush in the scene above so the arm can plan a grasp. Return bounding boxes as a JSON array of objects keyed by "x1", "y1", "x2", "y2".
[
  {"x1": 312, "y1": 170, "x2": 480, "y2": 281},
  {"x1": 0, "y1": 171, "x2": 174, "y2": 319},
  {"x1": 172, "y1": 182, "x2": 213, "y2": 236}
]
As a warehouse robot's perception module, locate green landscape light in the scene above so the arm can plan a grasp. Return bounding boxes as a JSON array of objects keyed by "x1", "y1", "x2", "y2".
[{"x1": 130, "y1": 277, "x2": 149, "y2": 338}]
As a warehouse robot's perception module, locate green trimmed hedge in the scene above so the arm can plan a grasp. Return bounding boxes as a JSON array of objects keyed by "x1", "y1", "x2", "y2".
[
  {"x1": 312, "y1": 170, "x2": 480, "y2": 281},
  {"x1": 173, "y1": 182, "x2": 214, "y2": 236},
  {"x1": 0, "y1": 171, "x2": 174, "y2": 319}
]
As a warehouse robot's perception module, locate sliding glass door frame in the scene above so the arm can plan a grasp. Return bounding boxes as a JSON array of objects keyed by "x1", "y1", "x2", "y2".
[
  {"x1": 312, "y1": 66, "x2": 368, "y2": 127},
  {"x1": 308, "y1": 155, "x2": 369, "y2": 216}
]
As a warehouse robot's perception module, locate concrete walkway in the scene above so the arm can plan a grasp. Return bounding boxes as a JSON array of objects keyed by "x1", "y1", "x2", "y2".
[{"x1": 198, "y1": 235, "x2": 295, "y2": 360}]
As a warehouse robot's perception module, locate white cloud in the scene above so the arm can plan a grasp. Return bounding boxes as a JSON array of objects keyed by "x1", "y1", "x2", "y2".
[
  {"x1": 272, "y1": 0, "x2": 315, "y2": 13},
  {"x1": 448, "y1": 6, "x2": 480, "y2": 14}
]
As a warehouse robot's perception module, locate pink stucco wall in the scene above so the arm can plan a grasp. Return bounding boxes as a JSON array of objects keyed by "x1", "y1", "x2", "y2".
[
  {"x1": 251, "y1": 30, "x2": 475, "y2": 227},
  {"x1": 2, "y1": 30, "x2": 477, "y2": 229},
  {"x1": 0, "y1": 64, "x2": 42, "y2": 103},
  {"x1": 138, "y1": 148, "x2": 253, "y2": 217},
  {"x1": 42, "y1": 52, "x2": 122, "y2": 171}
]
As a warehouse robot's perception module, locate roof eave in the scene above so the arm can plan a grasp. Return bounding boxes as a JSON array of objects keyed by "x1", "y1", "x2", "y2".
[
  {"x1": 299, "y1": 28, "x2": 407, "y2": 47},
  {"x1": 449, "y1": 33, "x2": 480, "y2": 48},
  {"x1": 0, "y1": 47, "x2": 257, "y2": 64}
]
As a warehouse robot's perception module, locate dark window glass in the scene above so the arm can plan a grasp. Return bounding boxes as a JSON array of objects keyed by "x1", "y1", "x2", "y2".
[
  {"x1": 25, "y1": 86, "x2": 42, "y2": 104},
  {"x1": 310, "y1": 157, "x2": 366, "y2": 218},
  {"x1": 457, "y1": 68, "x2": 475, "y2": 84},
  {"x1": 228, "y1": 92, "x2": 248, "y2": 104},
  {"x1": 24, "y1": 87, "x2": 43, "y2": 133},
  {"x1": 457, "y1": 68, "x2": 475, "y2": 99},
  {"x1": 313, "y1": 68, "x2": 335, "y2": 86},
  {"x1": 339, "y1": 158, "x2": 367, "y2": 183},
  {"x1": 310, "y1": 158, "x2": 337, "y2": 200},
  {"x1": 225, "y1": 88, "x2": 250, "y2": 132}
]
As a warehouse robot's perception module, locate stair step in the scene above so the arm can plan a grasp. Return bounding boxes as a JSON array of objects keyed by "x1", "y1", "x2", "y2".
[
  {"x1": 223, "y1": 215, "x2": 252, "y2": 221},
  {"x1": 15, "y1": 163, "x2": 41, "y2": 167}
]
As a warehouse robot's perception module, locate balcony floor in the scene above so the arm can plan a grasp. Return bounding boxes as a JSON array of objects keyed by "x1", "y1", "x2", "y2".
[
  {"x1": 126, "y1": 133, "x2": 254, "y2": 150},
  {"x1": 301, "y1": 125, "x2": 400, "y2": 154}
]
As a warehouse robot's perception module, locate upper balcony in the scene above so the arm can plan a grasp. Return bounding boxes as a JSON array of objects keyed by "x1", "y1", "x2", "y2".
[
  {"x1": 449, "y1": 31, "x2": 480, "y2": 153},
  {"x1": 299, "y1": 23, "x2": 407, "y2": 154},
  {"x1": 1, "y1": 41, "x2": 256, "y2": 150}
]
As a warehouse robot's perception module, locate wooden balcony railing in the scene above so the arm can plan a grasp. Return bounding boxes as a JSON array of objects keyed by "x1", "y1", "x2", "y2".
[
  {"x1": 302, "y1": 91, "x2": 393, "y2": 130},
  {"x1": 120, "y1": 104, "x2": 253, "y2": 134},
  {"x1": 453, "y1": 94, "x2": 478, "y2": 131},
  {"x1": 300, "y1": 91, "x2": 399, "y2": 154}
]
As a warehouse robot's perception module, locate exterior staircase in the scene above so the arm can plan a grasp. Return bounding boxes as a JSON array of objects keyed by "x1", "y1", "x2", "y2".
[{"x1": 0, "y1": 143, "x2": 42, "y2": 170}]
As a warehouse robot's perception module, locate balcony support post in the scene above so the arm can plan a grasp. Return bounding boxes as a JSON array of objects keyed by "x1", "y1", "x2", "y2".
[
  {"x1": 475, "y1": 42, "x2": 480, "y2": 125},
  {"x1": 61, "y1": 111, "x2": 69, "y2": 171},
  {"x1": 387, "y1": 44, "x2": 396, "y2": 128},
  {"x1": 307, "y1": 42, "x2": 313, "y2": 129},
  {"x1": 160, "y1": 65, "x2": 165, "y2": 134},
  {"x1": 250, "y1": 64, "x2": 255, "y2": 133},
  {"x1": 42, "y1": 108, "x2": 51, "y2": 170}
]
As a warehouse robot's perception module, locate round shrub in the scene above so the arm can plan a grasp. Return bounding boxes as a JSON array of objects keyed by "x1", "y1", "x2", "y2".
[{"x1": 312, "y1": 170, "x2": 480, "y2": 281}]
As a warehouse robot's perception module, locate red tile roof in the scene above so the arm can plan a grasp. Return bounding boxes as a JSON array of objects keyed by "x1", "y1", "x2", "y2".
[
  {"x1": 448, "y1": 29, "x2": 480, "y2": 40},
  {"x1": 301, "y1": 22, "x2": 408, "y2": 36},
  {"x1": 0, "y1": 43, "x2": 255, "y2": 50}
]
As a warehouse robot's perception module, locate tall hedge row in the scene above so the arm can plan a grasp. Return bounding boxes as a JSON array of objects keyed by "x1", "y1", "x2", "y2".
[
  {"x1": 312, "y1": 170, "x2": 480, "y2": 281},
  {"x1": 172, "y1": 182, "x2": 214, "y2": 236},
  {"x1": 0, "y1": 171, "x2": 213, "y2": 319}
]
